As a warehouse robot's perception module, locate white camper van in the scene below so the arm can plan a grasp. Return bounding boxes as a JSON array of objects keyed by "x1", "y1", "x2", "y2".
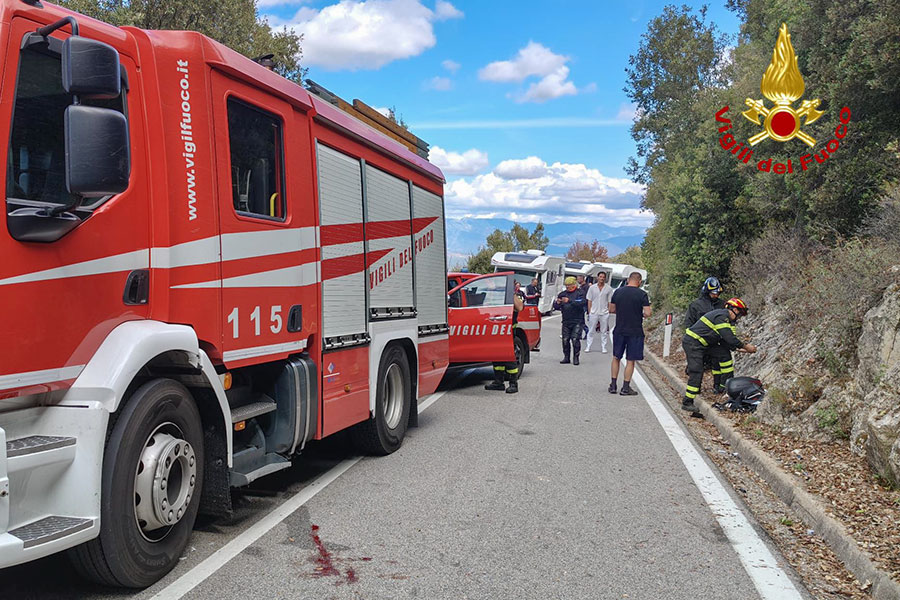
[
  {"x1": 595, "y1": 262, "x2": 648, "y2": 290},
  {"x1": 564, "y1": 260, "x2": 604, "y2": 282},
  {"x1": 492, "y1": 250, "x2": 565, "y2": 314}
]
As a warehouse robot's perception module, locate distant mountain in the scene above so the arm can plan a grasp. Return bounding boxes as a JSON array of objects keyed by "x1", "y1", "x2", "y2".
[{"x1": 445, "y1": 217, "x2": 646, "y2": 264}]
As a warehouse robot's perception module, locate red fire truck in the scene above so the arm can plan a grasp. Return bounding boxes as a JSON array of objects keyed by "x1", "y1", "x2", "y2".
[{"x1": 0, "y1": 0, "x2": 526, "y2": 588}]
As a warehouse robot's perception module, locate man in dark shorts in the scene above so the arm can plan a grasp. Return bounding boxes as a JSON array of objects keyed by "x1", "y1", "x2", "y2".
[{"x1": 608, "y1": 272, "x2": 651, "y2": 395}]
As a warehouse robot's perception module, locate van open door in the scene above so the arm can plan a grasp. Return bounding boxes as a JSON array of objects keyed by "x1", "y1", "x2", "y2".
[{"x1": 447, "y1": 273, "x2": 516, "y2": 364}]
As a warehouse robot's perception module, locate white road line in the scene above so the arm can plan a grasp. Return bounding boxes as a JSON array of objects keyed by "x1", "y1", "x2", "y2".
[
  {"x1": 150, "y1": 390, "x2": 448, "y2": 600},
  {"x1": 631, "y1": 365, "x2": 804, "y2": 600}
]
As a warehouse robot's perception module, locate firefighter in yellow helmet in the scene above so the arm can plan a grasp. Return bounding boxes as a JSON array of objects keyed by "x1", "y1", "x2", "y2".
[
  {"x1": 553, "y1": 276, "x2": 588, "y2": 365},
  {"x1": 681, "y1": 298, "x2": 757, "y2": 413}
]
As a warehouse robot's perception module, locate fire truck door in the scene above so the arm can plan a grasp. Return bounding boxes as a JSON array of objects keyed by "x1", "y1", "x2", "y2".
[
  {"x1": 211, "y1": 74, "x2": 313, "y2": 367},
  {"x1": 447, "y1": 273, "x2": 516, "y2": 364},
  {"x1": 0, "y1": 17, "x2": 150, "y2": 397}
]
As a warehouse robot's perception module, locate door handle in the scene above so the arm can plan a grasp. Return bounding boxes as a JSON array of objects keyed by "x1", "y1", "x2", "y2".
[{"x1": 489, "y1": 315, "x2": 509, "y2": 321}]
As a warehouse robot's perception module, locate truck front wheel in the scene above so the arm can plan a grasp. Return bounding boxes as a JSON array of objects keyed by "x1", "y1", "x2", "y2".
[{"x1": 69, "y1": 379, "x2": 204, "y2": 588}]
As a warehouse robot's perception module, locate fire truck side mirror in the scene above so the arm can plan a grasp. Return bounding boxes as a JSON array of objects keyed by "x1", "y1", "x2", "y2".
[
  {"x1": 61, "y1": 36, "x2": 121, "y2": 98},
  {"x1": 64, "y1": 105, "x2": 131, "y2": 196}
]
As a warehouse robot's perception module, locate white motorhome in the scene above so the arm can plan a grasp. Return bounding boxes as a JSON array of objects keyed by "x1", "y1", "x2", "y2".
[
  {"x1": 491, "y1": 250, "x2": 564, "y2": 314},
  {"x1": 595, "y1": 262, "x2": 648, "y2": 290},
  {"x1": 564, "y1": 260, "x2": 604, "y2": 282}
]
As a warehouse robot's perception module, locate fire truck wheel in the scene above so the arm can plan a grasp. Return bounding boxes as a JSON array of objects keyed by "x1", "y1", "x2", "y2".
[
  {"x1": 69, "y1": 378, "x2": 204, "y2": 588},
  {"x1": 352, "y1": 344, "x2": 410, "y2": 455},
  {"x1": 514, "y1": 335, "x2": 528, "y2": 377}
]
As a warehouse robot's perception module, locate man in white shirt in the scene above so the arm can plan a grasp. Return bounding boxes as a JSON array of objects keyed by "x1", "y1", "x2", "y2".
[{"x1": 585, "y1": 271, "x2": 614, "y2": 353}]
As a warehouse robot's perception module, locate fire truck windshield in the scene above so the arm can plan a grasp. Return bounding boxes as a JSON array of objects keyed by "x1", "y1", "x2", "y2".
[{"x1": 6, "y1": 42, "x2": 126, "y2": 213}]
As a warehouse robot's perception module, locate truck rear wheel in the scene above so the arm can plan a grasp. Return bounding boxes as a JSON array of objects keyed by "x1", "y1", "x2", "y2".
[
  {"x1": 351, "y1": 344, "x2": 410, "y2": 455},
  {"x1": 69, "y1": 379, "x2": 204, "y2": 588}
]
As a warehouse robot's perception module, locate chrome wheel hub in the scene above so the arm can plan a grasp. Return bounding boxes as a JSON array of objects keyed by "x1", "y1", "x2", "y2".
[
  {"x1": 383, "y1": 363, "x2": 405, "y2": 430},
  {"x1": 134, "y1": 424, "x2": 196, "y2": 539}
]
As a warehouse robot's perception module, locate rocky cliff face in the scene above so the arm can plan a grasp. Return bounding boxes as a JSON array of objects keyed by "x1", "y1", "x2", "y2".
[
  {"x1": 847, "y1": 281, "x2": 900, "y2": 485},
  {"x1": 735, "y1": 275, "x2": 900, "y2": 486}
]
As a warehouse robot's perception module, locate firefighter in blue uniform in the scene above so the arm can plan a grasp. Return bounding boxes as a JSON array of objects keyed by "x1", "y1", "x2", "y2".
[
  {"x1": 554, "y1": 276, "x2": 587, "y2": 365},
  {"x1": 682, "y1": 298, "x2": 757, "y2": 413},
  {"x1": 484, "y1": 283, "x2": 526, "y2": 394}
]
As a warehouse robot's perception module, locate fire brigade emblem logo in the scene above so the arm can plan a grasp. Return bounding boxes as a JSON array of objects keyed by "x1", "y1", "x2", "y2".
[{"x1": 742, "y1": 23, "x2": 823, "y2": 147}]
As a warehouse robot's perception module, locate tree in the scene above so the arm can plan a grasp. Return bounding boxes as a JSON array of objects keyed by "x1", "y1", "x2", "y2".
[
  {"x1": 566, "y1": 240, "x2": 609, "y2": 262},
  {"x1": 625, "y1": 5, "x2": 756, "y2": 309},
  {"x1": 611, "y1": 245, "x2": 644, "y2": 268},
  {"x1": 466, "y1": 222, "x2": 549, "y2": 274},
  {"x1": 59, "y1": 0, "x2": 306, "y2": 83}
]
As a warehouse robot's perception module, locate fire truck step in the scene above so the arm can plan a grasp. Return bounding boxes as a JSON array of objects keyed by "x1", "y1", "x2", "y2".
[
  {"x1": 231, "y1": 401, "x2": 277, "y2": 423},
  {"x1": 6, "y1": 435, "x2": 76, "y2": 458},
  {"x1": 230, "y1": 454, "x2": 291, "y2": 487},
  {"x1": 9, "y1": 516, "x2": 93, "y2": 548}
]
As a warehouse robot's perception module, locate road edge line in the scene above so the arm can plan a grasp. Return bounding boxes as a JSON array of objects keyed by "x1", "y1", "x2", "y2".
[
  {"x1": 643, "y1": 349, "x2": 900, "y2": 600},
  {"x1": 630, "y1": 363, "x2": 805, "y2": 599}
]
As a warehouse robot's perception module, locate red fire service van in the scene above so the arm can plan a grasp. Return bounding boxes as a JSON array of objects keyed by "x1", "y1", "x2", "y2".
[
  {"x1": 0, "y1": 0, "x2": 526, "y2": 588},
  {"x1": 447, "y1": 273, "x2": 541, "y2": 376}
]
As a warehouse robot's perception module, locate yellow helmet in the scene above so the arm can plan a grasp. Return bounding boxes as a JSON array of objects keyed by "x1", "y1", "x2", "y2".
[{"x1": 564, "y1": 276, "x2": 577, "y2": 285}]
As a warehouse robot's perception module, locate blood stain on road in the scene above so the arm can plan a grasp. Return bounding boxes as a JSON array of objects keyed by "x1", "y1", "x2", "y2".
[{"x1": 309, "y1": 524, "x2": 359, "y2": 584}]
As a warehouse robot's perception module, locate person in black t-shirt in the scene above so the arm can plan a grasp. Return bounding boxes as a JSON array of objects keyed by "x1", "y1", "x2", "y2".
[{"x1": 608, "y1": 272, "x2": 651, "y2": 395}]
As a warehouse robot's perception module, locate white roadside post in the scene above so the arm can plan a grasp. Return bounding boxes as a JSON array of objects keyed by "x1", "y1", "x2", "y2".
[{"x1": 663, "y1": 312, "x2": 673, "y2": 357}]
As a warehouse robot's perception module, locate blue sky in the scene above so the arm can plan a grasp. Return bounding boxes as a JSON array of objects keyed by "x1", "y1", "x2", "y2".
[{"x1": 262, "y1": 0, "x2": 740, "y2": 228}]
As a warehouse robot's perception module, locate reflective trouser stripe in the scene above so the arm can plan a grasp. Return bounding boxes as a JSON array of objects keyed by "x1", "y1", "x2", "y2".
[
  {"x1": 685, "y1": 328, "x2": 708, "y2": 346},
  {"x1": 685, "y1": 384, "x2": 699, "y2": 399},
  {"x1": 720, "y1": 366, "x2": 734, "y2": 374},
  {"x1": 720, "y1": 360, "x2": 733, "y2": 367},
  {"x1": 507, "y1": 368, "x2": 519, "y2": 375},
  {"x1": 494, "y1": 366, "x2": 506, "y2": 371},
  {"x1": 711, "y1": 369, "x2": 722, "y2": 375}
]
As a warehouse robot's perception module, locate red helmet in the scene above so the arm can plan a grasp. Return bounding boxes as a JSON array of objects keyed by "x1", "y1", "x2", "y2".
[{"x1": 725, "y1": 297, "x2": 748, "y2": 316}]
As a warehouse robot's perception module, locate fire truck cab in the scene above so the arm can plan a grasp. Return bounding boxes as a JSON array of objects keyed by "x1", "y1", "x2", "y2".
[{"x1": 0, "y1": 0, "x2": 454, "y2": 587}]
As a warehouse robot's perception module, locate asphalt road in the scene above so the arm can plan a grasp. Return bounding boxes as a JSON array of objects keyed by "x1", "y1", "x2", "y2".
[{"x1": 0, "y1": 318, "x2": 809, "y2": 600}]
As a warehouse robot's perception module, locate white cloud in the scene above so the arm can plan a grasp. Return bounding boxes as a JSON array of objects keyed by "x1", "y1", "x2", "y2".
[
  {"x1": 429, "y1": 146, "x2": 489, "y2": 175},
  {"x1": 478, "y1": 42, "x2": 581, "y2": 104},
  {"x1": 478, "y1": 41, "x2": 568, "y2": 82},
  {"x1": 444, "y1": 157, "x2": 650, "y2": 226},
  {"x1": 516, "y1": 65, "x2": 577, "y2": 103},
  {"x1": 494, "y1": 156, "x2": 548, "y2": 179},
  {"x1": 434, "y1": 0, "x2": 463, "y2": 20},
  {"x1": 442, "y1": 59, "x2": 461, "y2": 73},
  {"x1": 275, "y1": 0, "x2": 462, "y2": 70},
  {"x1": 374, "y1": 106, "x2": 391, "y2": 118},
  {"x1": 425, "y1": 76, "x2": 453, "y2": 91}
]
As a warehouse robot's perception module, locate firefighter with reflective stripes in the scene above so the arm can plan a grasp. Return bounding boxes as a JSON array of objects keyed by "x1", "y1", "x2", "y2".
[
  {"x1": 485, "y1": 284, "x2": 526, "y2": 394},
  {"x1": 681, "y1": 298, "x2": 757, "y2": 413}
]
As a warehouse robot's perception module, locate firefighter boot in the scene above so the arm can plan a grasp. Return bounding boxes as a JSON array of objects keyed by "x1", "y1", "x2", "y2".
[
  {"x1": 485, "y1": 366, "x2": 506, "y2": 391},
  {"x1": 713, "y1": 374, "x2": 725, "y2": 395},
  {"x1": 505, "y1": 379, "x2": 519, "y2": 394},
  {"x1": 573, "y1": 353, "x2": 580, "y2": 366}
]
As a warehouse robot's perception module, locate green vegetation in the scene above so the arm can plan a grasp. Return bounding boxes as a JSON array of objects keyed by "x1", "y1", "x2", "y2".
[
  {"x1": 610, "y1": 245, "x2": 644, "y2": 268},
  {"x1": 566, "y1": 240, "x2": 609, "y2": 262},
  {"x1": 626, "y1": 0, "x2": 900, "y2": 312},
  {"x1": 466, "y1": 222, "x2": 549, "y2": 274},
  {"x1": 815, "y1": 405, "x2": 848, "y2": 439},
  {"x1": 60, "y1": 0, "x2": 306, "y2": 82}
]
